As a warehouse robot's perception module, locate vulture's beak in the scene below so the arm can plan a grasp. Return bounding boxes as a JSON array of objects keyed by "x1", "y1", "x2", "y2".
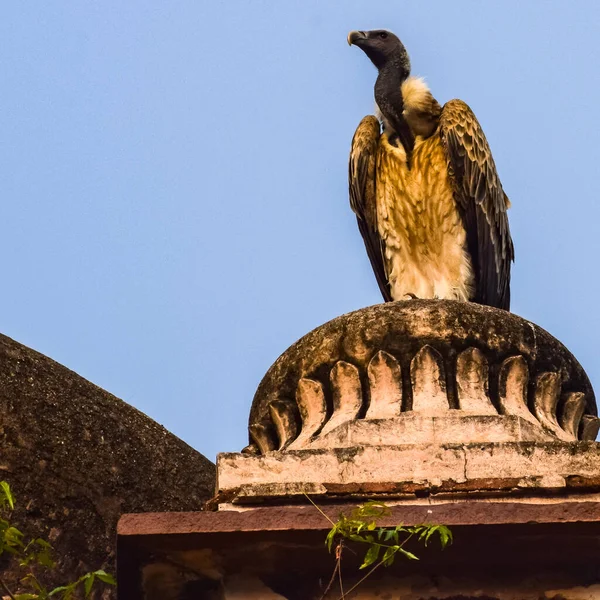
[{"x1": 347, "y1": 31, "x2": 367, "y2": 46}]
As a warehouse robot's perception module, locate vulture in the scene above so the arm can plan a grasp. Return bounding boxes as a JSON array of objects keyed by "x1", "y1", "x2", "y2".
[{"x1": 348, "y1": 30, "x2": 514, "y2": 310}]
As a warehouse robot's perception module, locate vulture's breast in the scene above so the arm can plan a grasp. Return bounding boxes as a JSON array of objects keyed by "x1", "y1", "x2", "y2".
[{"x1": 375, "y1": 133, "x2": 474, "y2": 301}]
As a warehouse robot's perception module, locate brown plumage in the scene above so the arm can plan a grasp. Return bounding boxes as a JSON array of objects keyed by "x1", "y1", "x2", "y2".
[{"x1": 348, "y1": 30, "x2": 514, "y2": 310}]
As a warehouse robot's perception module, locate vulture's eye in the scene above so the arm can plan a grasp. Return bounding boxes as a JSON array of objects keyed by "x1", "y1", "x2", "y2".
[{"x1": 379, "y1": 32, "x2": 388, "y2": 39}]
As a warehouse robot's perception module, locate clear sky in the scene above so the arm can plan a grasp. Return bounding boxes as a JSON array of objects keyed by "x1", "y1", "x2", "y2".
[{"x1": 2, "y1": 2, "x2": 600, "y2": 462}]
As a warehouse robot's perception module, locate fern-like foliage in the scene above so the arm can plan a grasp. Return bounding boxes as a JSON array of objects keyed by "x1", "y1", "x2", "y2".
[
  {"x1": 325, "y1": 500, "x2": 452, "y2": 570},
  {"x1": 0, "y1": 481, "x2": 116, "y2": 600}
]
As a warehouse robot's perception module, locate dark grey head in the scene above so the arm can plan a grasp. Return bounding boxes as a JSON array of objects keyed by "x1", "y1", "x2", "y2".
[{"x1": 347, "y1": 30, "x2": 410, "y2": 75}]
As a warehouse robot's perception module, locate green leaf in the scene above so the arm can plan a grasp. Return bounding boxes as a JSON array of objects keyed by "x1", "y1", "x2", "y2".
[
  {"x1": 14, "y1": 594, "x2": 40, "y2": 600},
  {"x1": 37, "y1": 547, "x2": 56, "y2": 569},
  {"x1": 422, "y1": 525, "x2": 437, "y2": 544},
  {"x1": 48, "y1": 586, "x2": 68, "y2": 596},
  {"x1": 48, "y1": 583, "x2": 75, "y2": 598},
  {"x1": 63, "y1": 586, "x2": 75, "y2": 600},
  {"x1": 325, "y1": 529, "x2": 336, "y2": 552},
  {"x1": 5, "y1": 526, "x2": 25, "y2": 549},
  {"x1": 84, "y1": 574, "x2": 95, "y2": 597},
  {"x1": 437, "y1": 525, "x2": 453, "y2": 549},
  {"x1": 1, "y1": 481, "x2": 14, "y2": 510},
  {"x1": 397, "y1": 547, "x2": 419, "y2": 561},
  {"x1": 411, "y1": 525, "x2": 427, "y2": 539},
  {"x1": 367, "y1": 521, "x2": 376, "y2": 531},
  {"x1": 383, "y1": 529, "x2": 395, "y2": 542},
  {"x1": 360, "y1": 544, "x2": 380, "y2": 569},
  {"x1": 93, "y1": 570, "x2": 116, "y2": 585},
  {"x1": 21, "y1": 572, "x2": 45, "y2": 593},
  {"x1": 381, "y1": 546, "x2": 398, "y2": 567}
]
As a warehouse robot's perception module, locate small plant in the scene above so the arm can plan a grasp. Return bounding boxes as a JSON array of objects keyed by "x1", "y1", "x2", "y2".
[
  {"x1": 327, "y1": 500, "x2": 452, "y2": 568},
  {"x1": 0, "y1": 481, "x2": 116, "y2": 600},
  {"x1": 307, "y1": 496, "x2": 452, "y2": 599}
]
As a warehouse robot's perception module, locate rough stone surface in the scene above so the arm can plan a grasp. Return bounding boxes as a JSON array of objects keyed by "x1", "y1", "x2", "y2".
[
  {"x1": 248, "y1": 301, "x2": 598, "y2": 452},
  {"x1": 0, "y1": 332, "x2": 215, "y2": 597},
  {"x1": 218, "y1": 441, "x2": 600, "y2": 502},
  {"x1": 302, "y1": 414, "x2": 555, "y2": 449},
  {"x1": 118, "y1": 501, "x2": 600, "y2": 535}
]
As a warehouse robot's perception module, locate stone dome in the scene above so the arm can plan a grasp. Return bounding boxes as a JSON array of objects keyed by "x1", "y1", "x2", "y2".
[
  {"x1": 247, "y1": 300, "x2": 598, "y2": 454},
  {"x1": 0, "y1": 332, "x2": 215, "y2": 597}
]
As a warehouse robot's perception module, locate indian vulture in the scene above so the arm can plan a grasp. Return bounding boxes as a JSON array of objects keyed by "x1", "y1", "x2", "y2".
[{"x1": 348, "y1": 30, "x2": 514, "y2": 310}]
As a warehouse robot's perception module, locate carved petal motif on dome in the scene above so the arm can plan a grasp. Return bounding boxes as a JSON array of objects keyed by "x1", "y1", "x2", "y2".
[{"x1": 250, "y1": 347, "x2": 598, "y2": 453}]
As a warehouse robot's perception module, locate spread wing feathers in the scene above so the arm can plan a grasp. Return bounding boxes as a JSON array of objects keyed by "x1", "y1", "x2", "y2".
[
  {"x1": 349, "y1": 116, "x2": 392, "y2": 302},
  {"x1": 439, "y1": 99, "x2": 514, "y2": 310}
]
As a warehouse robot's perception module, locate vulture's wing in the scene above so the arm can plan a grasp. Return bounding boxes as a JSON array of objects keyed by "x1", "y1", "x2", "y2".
[
  {"x1": 349, "y1": 116, "x2": 392, "y2": 302},
  {"x1": 439, "y1": 100, "x2": 514, "y2": 310}
]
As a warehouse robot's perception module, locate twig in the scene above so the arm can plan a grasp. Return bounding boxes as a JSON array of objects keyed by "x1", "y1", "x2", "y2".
[
  {"x1": 306, "y1": 491, "x2": 343, "y2": 599},
  {"x1": 320, "y1": 542, "x2": 343, "y2": 600},
  {"x1": 335, "y1": 558, "x2": 383, "y2": 600},
  {"x1": 335, "y1": 532, "x2": 416, "y2": 600},
  {"x1": 0, "y1": 577, "x2": 17, "y2": 600},
  {"x1": 337, "y1": 547, "x2": 345, "y2": 599},
  {"x1": 319, "y1": 558, "x2": 338, "y2": 600},
  {"x1": 303, "y1": 492, "x2": 336, "y2": 526}
]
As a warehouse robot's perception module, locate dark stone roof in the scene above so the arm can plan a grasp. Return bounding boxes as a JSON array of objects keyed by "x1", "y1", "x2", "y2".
[{"x1": 0, "y1": 332, "x2": 215, "y2": 596}]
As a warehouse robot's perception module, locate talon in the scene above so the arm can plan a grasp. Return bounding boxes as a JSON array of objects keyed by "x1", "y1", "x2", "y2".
[{"x1": 404, "y1": 293, "x2": 419, "y2": 300}]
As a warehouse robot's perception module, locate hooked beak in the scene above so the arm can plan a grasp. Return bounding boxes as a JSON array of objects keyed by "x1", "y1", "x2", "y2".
[{"x1": 347, "y1": 30, "x2": 367, "y2": 46}]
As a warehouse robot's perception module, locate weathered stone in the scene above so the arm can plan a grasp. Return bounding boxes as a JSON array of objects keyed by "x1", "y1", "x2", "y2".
[
  {"x1": 410, "y1": 345, "x2": 448, "y2": 413},
  {"x1": 560, "y1": 392, "x2": 586, "y2": 438},
  {"x1": 581, "y1": 414, "x2": 600, "y2": 440},
  {"x1": 217, "y1": 440, "x2": 600, "y2": 503},
  {"x1": 365, "y1": 350, "x2": 401, "y2": 419},
  {"x1": 456, "y1": 347, "x2": 495, "y2": 413},
  {"x1": 249, "y1": 423, "x2": 277, "y2": 454},
  {"x1": 287, "y1": 378, "x2": 326, "y2": 450},
  {"x1": 118, "y1": 501, "x2": 600, "y2": 599},
  {"x1": 0, "y1": 332, "x2": 215, "y2": 597},
  {"x1": 248, "y1": 301, "x2": 598, "y2": 452},
  {"x1": 268, "y1": 401, "x2": 297, "y2": 451},
  {"x1": 118, "y1": 300, "x2": 600, "y2": 598},
  {"x1": 533, "y1": 371, "x2": 572, "y2": 441},
  {"x1": 320, "y1": 361, "x2": 362, "y2": 435},
  {"x1": 305, "y1": 414, "x2": 554, "y2": 450},
  {"x1": 498, "y1": 355, "x2": 538, "y2": 426}
]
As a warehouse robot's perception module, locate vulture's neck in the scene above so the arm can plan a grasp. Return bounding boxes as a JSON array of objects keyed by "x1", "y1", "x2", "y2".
[{"x1": 375, "y1": 61, "x2": 414, "y2": 158}]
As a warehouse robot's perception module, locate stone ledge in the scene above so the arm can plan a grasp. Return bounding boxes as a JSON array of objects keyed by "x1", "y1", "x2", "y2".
[
  {"x1": 117, "y1": 501, "x2": 600, "y2": 599},
  {"x1": 118, "y1": 500, "x2": 600, "y2": 536},
  {"x1": 218, "y1": 441, "x2": 600, "y2": 503}
]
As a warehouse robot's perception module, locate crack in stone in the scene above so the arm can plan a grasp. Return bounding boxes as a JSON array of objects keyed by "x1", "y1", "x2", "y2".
[{"x1": 528, "y1": 321, "x2": 538, "y2": 361}]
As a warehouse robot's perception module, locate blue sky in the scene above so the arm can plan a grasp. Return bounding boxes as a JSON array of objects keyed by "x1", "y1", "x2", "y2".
[{"x1": 1, "y1": 2, "x2": 599, "y2": 461}]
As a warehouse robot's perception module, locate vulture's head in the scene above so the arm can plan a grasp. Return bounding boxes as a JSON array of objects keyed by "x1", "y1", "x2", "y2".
[{"x1": 347, "y1": 30, "x2": 410, "y2": 75}]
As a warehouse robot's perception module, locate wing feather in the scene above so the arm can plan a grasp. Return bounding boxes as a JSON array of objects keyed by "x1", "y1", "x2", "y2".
[
  {"x1": 349, "y1": 116, "x2": 391, "y2": 301},
  {"x1": 439, "y1": 100, "x2": 514, "y2": 310}
]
